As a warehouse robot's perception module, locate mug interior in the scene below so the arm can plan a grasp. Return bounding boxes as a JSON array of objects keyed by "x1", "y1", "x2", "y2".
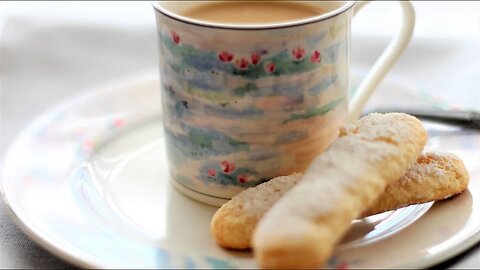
[{"x1": 153, "y1": 1, "x2": 355, "y2": 29}]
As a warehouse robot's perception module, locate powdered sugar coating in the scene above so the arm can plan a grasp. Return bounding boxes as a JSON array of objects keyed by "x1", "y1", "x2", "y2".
[
  {"x1": 211, "y1": 150, "x2": 469, "y2": 249},
  {"x1": 239, "y1": 173, "x2": 303, "y2": 218},
  {"x1": 253, "y1": 113, "x2": 427, "y2": 268},
  {"x1": 363, "y1": 151, "x2": 469, "y2": 216}
]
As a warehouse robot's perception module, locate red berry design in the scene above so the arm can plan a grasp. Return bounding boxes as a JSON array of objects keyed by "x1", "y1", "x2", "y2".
[
  {"x1": 291, "y1": 46, "x2": 306, "y2": 60},
  {"x1": 220, "y1": 160, "x2": 236, "y2": 174},
  {"x1": 235, "y1": 58, "x2": 250, "y2": 70},
  {"x1": 251, "y1": 53, "x2": 261, "y2": 65},
  {"x1": 171, "y1": 31, "x2": 180, "y2": 45},
  {"x1": 208, "y1": 169, "x2": 216, "y2": 177},
  {"x1": 310, "y1": 50, "x2": 321, "y2": 63},
  {"x1": 264, "y1": 62, "x2": 276, "y2": 73},
  {"x1": 218, "y1": 51, "x2": 234, "y2": 62},
  {"x1": 238, "y1": 174, "x2": 248, "y2": 183}
]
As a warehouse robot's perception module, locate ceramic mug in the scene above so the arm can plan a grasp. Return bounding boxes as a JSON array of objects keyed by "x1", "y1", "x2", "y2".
[{"x1": 153, "y1": 1, "x2": 415, "y2": 206}]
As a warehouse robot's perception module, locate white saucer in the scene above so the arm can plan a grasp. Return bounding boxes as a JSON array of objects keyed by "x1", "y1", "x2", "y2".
[{"x1": 1, "y1": 76, "x2": 479, "y2": 268}]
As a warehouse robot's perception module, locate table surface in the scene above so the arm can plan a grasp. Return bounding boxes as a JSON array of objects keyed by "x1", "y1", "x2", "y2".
[{"x1": 1, "y1": 2, "x2": 479, "y2": 269}]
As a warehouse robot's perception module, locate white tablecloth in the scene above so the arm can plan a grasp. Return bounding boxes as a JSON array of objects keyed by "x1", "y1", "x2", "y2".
[{"x1": 1, "y1": 2, "x2": 479, "y2": 268}]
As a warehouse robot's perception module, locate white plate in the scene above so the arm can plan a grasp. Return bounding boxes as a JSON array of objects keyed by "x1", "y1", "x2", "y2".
[{"x1": 1, "y1": 76, "x2": 479, "y2": 268}]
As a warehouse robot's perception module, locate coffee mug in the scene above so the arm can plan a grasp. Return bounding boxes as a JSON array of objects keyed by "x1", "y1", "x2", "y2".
[{"x1": 153, "y1": 1, "x2": 415, "y2": 206}]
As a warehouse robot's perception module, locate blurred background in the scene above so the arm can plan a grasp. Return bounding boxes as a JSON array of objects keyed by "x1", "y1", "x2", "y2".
[{"x1": 1, "y1": 1, "x2": 479, "y2": 268}]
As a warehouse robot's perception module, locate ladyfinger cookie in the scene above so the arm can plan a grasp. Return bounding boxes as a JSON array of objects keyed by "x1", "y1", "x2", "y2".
[
  {"x1": 210, "y1": 152, "x2": 468, "y2": 249},
  {"x1": 362, "y1": 151, "x2": 469, "y2": 216},
  {"x1": 252, "y1": 113, "x2": 427, "y2": 268},
  {"x1": 211, "y1": 173, "x2": 303, "y2": 250}
]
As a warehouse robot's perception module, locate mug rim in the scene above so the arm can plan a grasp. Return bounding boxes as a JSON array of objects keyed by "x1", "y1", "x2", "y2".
[{"x1": 152, "y1": 1, "x2": 356, "y2": 30}]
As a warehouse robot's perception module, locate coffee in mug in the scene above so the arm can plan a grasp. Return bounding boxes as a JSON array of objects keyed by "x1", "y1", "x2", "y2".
[{"x1": 181, "y1": 1, "x2": 325, "y2": 25}]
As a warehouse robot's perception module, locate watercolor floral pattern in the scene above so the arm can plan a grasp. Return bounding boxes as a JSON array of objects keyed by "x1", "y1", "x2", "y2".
[
  {"x1": 158, "y1": 31, "x2": 342, "y2": 79},
  {"x1": 171, "y1": 31, "x2": 180, "y2": 45},
  {"x1": 251, "y1": 53, "x2": 261, "y2": 65},
  {"x1": 158, "y1": 28, "x2": 346, "y2": 188},
  {"x1": 218, "y1": 51, "x2": 234, "y2": 62},
  {"x1": 291, "y1": 46, "x2": 306, "y2": 61},
  {"x1": 200, "y1": 160, "x2": 260, "y2": 187},
  {"x1": 283, "y1": 98, "x2": 344, "y2": 124},
  {"x1": 164, "y1": 127, "x2": 249, "y2": 159},
  {"x1": 311, "y1": 50, "x2": 322, "y2": 63}
]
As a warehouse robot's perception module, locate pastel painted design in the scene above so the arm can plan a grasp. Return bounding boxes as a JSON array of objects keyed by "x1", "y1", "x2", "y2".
[
  {"x1": 156, "y1": 13, "x2": 350, "y2": 198},
  {"x1": 158, "y1": 32, "x2": 344, "y2": 79}
]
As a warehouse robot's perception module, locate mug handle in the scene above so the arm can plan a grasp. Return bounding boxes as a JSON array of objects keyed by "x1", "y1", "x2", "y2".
[{"x1": 348, "y1": 1, "x2": 416, "y2": 123}]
